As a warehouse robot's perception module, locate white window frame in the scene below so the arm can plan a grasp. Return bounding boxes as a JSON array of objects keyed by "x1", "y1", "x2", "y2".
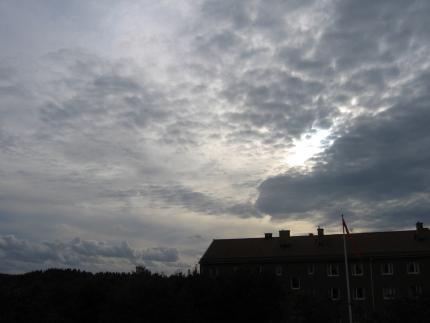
[
  {"x1": 327, "y1": 264, "x2": 339, "y2": 277},
  {"x1": 353, "y1": 287, "x2": 366, "y2": 300},
  {"x1": 307, "y1": 264, "x2": 315, "y2": 275},
  {"x1": 382, "y1": 287, "x2": 396, "y2": 300},
  {"x1": 407, "y1": 261, "x2": 420, "y2": 274},
  {"x1": 276, "y1": 266, "x2": 283, "y2": 276},
  {"x1": 352, "y1": 263, "x2": 364, "y2": 276},
  {"x1": 381, "y1": 263, "x2": 393, "y2": 275},
  {"x1": 290, "y1": 277, "x2": 300, "y2": 290},
  {"x1": 330, "y1": 288, "x2": 340, "y2": 301}
]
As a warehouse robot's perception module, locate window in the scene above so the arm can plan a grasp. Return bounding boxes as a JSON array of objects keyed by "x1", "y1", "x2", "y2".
[
  {"x1": 291, "y1": 277, "x2": 300, "y2": 290},
  {"x1": 382, "y1": 287, "x2": 396, "y2": 300},
  {"x1": 407, "y1": 261, "x2": 420, "y2": 274},
  {"x1": 327, "y1": 264, "x2": 339, "y2": 277},
  {"x1": 258, "y1": 265, "x2": 264, "y2": 274},
  {"x1": 276, "y1": 266, "x2": 283, "y2": 276},
  {"x1": 381, "y1": 263, "x2": 393, "y2": 275},
  {"x1": 409, "y1": 285, "x2": 422, "y2": 298},
  {"x1": 233, "y1": 266, "x2": 238, "y2": 273},
  {"x1": 353, "y1": 287, "x2": 365, "y2": 300},
  {"x1": 352, "y1": 263, "x2": 364, "y2": 276},
  {"x1": 330, "y1": 288, "x2": 340, "y2": 300},
  {"x1": 209, "y1": 267, "x2": 219, "y2": 277},
  {"x1": 307, "y1": 264, "x2": 315, "y2": 275}
]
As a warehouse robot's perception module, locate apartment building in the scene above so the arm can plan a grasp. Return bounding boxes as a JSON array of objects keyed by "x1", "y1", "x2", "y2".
[{"x1": 199, "y1": 222, "x2": 430, "y2": 320}]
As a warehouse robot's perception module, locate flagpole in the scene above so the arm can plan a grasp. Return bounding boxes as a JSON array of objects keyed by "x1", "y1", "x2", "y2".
[{"x1": 342, "y1": 214, "x2": 353, "y2": 323}]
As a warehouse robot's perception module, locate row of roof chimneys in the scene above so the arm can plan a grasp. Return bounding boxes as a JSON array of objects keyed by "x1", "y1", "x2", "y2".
[
  {"x1": 263, "y1": 222, "x2": 427, "y2": 240},
  {"x1": 264, "y1": 227, "x2": 325, "y2": 240}
]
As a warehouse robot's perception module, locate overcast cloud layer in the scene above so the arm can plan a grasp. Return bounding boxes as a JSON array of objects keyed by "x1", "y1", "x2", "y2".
[{"x1": 1, "y1": 0, "x2": 430, "y2": 273}]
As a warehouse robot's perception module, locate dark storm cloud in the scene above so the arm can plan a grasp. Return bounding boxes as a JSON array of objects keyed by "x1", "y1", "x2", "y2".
[
  {"x1": 0, "y1": 234, "x2": 179, "y2": 273},
  {"x1": 257, "y1": 74, "x2": 430, "y2": 225}
]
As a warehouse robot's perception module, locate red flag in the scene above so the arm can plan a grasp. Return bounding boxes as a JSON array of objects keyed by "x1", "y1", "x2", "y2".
[{"x1": 342, "y1": 214, "x2": 350, "y2": 234}]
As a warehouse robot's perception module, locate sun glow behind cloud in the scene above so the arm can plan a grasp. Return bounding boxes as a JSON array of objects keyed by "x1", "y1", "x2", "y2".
[{"x1": 285, "y1": 129, "x2": 331, "y2": 168}]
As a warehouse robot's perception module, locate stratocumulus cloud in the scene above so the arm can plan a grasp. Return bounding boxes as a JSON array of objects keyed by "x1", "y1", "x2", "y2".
[
  {"x1": 0, "y1": 235, "x2": 178, "y2": 274},
  {"x1": 1, "y1": 0, "x2": 430, "y2": 273}
]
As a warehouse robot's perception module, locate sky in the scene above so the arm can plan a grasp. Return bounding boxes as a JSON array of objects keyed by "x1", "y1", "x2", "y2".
[{"x1": 1, "y1": 0, "x2": 430, "y2": 274}]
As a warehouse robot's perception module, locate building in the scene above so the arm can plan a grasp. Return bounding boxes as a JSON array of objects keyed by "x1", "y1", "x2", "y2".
[{"x1": 199, "y1": 222, "x2": 430, "y2": 320}]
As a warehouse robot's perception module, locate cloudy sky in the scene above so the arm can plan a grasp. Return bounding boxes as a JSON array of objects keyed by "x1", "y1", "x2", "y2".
[{"x1": 1, "y1": 0, "x2": 430, "y2": 274}]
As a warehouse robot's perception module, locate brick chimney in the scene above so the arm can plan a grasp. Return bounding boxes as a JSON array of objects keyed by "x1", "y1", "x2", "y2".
[
  {"x1": 279, "y1": 230, "x2": 290, "y2": 247},
  {"x1": 264, "y1": 233, "x2": 273, "y2": 239},
  {"x1": 279, "y1": 230, "x2": 290, "y2": 238}
]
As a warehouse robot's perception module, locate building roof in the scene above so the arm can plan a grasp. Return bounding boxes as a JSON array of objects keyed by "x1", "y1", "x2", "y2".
[{"x1": 199, "y1": 228, "x2": 430, "y2": 264}]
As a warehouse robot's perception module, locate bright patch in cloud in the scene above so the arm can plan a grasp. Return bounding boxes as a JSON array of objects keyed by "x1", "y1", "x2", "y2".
[{"x1": 286, "y1": 129, "x2": 331, "y2": 167}]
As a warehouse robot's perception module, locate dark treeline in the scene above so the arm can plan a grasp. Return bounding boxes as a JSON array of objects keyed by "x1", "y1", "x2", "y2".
[{"x1": 0, "y1": 269, "x2": 429, "y2": 323}]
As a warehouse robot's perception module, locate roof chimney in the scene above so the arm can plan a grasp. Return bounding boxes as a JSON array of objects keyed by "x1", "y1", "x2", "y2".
[
  {"x1": 279, "y1": 230, "x2": 290, "y2": 238},
  {"x1": 264, "y1": 233, "x2": 273, "y2": 239},
  {"x1": 416, "y1": 222, "x2": 424, "y2": 231},
  {"x1": 279, "y1": 230, "x2": 290, "y2": 247},
  {"x1": 317, "y1": 227, "x2": 324, "y2": 246},
  {"x1": 415, "y1": 222, "x2": 427, "y2": 241}
]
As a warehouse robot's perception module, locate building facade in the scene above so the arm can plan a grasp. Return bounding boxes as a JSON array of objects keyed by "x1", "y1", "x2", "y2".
[{"x1": 199, "y1": 222, "x2": 430, "y2": 321}]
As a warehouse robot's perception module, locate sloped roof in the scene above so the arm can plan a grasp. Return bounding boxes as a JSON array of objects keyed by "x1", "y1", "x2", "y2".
[{"x1": 199, "y1": 229, "x2": 430, "y2": 264}]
